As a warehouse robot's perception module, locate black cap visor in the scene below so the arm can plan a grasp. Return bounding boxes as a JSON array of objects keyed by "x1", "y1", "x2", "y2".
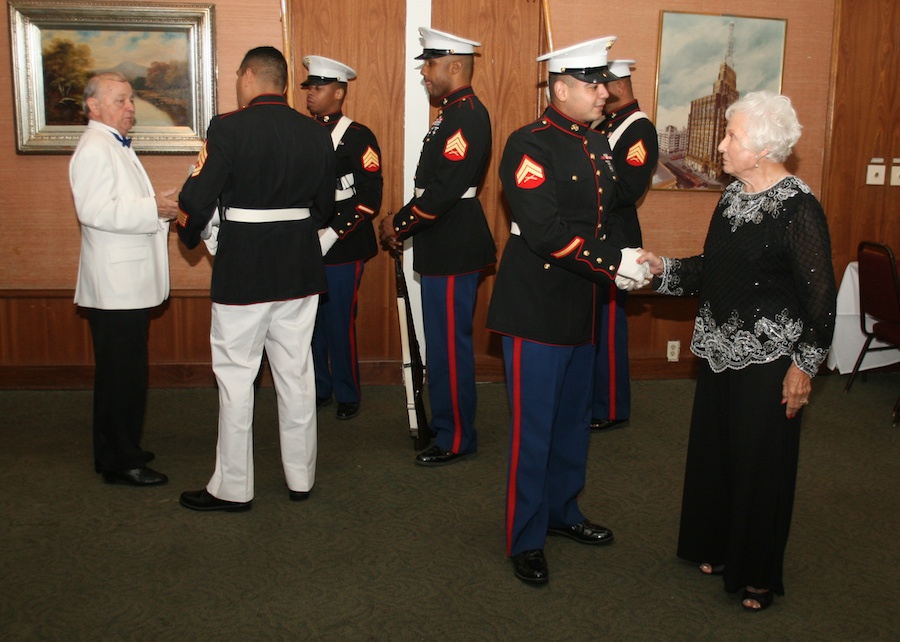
[
  {"x1": 562, "y1": 66, "x2": 619, "y2": 84},
  {"x1": 300, "y1": 75, "x2": 339, "y2": 87}
]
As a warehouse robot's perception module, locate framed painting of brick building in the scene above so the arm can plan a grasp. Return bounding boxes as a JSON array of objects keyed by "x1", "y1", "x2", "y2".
[{"x1": 652, "y1": 11, "x2": 786, "y2": 190}]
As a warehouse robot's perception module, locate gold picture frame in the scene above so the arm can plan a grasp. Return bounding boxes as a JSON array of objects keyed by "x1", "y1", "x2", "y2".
[{"x1": 9, "y1": 1, "x2": 216, "y2": 154}]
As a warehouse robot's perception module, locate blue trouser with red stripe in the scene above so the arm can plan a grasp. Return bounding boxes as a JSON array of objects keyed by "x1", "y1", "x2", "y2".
[
  {"x1": 312, "y1": 260, "x2": 364, "y2": 404},
  {"x1": 592, "y1": 284, "x2": 631, "y2": 421},
  {"x1": 502, "y1": 336, "x2": 593, "y2": 556},
  {"x1": 421, "y1": 272, "x2": 479, "y2": 454}
]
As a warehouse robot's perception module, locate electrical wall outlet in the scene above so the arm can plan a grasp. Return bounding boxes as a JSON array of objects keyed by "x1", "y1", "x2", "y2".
[
  {"x1": 866, "y1": 164, "x2": 886, "y2": 185},
  {"x1": 667, "y1": 340, "x2": 680, "y2": 362},
  {"x1": 891, "y1": 165, "x2": 900, "y2": 186}
]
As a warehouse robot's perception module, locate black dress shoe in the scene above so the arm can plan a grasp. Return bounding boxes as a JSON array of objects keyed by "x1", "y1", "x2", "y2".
[
  {"x1": 179, "y1": 489, "x2": 251, "y2": 512},
  {"x1": 414, "y1": 445, "x2": 476, "y2": 467},
  {"x1": 288, "y1": 490, "x2": 310, "y2": 502},
  {"x1": 590, "y1": 418, "x2": 628, "y2": 431},
  {"x1": 548, "y1": 519, "x2": 614, "y2": 545},
  {"x1": 101, "y1": 466, "x2": 168, "y2": 486},
  {"x1": 336, "y1": 402, "x2": 360, "y2": 420},
  {"x1": 512, "y1": 549, "x2": 549, "y2": 585}
]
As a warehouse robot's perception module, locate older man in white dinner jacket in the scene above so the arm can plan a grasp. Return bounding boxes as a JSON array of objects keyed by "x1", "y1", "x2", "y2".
[{"x1": 70, "y1": 71, "x2": 178, "y2": 486}]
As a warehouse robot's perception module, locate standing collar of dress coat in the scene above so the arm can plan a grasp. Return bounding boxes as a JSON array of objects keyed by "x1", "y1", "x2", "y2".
[
  {"x1": 542, "y1": 103, "x2": 595, "y2": 136},
  {"x1": 438, "y1": 85, "x2": 476, "y2": 109},
  {"x1": 604, "y1": 99, "x2": 641, "y2": 125},
  {"x1": 314, "y1": 111, "x2": 344, "y2": 126},
  {"x1": 245, "y1": 93, "x2": 290, "y2": 108}
]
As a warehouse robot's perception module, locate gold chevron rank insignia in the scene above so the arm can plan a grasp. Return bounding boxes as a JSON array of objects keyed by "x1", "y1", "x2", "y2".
[
  {"x1": 362, "y1": 146, "x2": 380, "y2": 172},
  {"x1": 626, "y1": 140, "x2": 648, "y2": 167},
  {"x1": 191, "y1": 141, "x2": 208, "y2": 177},
  {"x1": 515, "y1": 155, "x2": 545, "y2": 189},
  {"x1": 443, "y1": 130, "x2": 468, "y2": 161}
]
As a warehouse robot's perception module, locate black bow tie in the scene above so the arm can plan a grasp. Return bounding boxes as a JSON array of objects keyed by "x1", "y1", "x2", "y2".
[{"x1": 113, "y1": 133, "x2": 132, "y2": 148}]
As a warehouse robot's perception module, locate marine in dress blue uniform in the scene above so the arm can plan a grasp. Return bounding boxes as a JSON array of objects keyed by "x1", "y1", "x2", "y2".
[
  {"x1": 176, "y1": 47, "x2": 336, "y2": 511},
  {"x1": 302, "y1": 55, "x2": 384, "y2": 421},
  {"x1": 486, "y1": 37, "x2": 650, "y2": 584},
  {"x1": 380, "y1": 28, "x2": 496, "y2": 466},
  {"x1": 590, "y1": 60, "x2": 660, "y2": 431}
]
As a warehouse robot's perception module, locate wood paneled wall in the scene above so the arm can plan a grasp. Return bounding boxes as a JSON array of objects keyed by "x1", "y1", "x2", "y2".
[
  {"x1": 2, "y1": 0, "x2": 893, "y2": 389},
  {"x1": 822, "y1": 0, "x2": 900, "y2": 269}
]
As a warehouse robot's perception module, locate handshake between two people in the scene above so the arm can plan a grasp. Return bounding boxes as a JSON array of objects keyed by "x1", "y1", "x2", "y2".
[{"x1": 614, "y1": 248, "x2": 663, "y2": 292}]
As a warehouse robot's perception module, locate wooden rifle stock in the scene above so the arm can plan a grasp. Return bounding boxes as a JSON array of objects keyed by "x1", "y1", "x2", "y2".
[{"x1": 394, "y1": 253, "x2": 431, "y2": 450}]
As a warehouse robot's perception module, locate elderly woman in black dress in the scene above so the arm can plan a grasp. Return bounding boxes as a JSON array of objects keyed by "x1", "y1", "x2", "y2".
[{"x1": 640, "y1": 91, "x2": 836, "y2": 611}]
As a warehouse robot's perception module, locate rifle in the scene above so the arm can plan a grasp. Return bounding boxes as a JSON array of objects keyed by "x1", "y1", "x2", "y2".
[{"x1": 393, "y1": 251, "x2": 431, "y2": 450}]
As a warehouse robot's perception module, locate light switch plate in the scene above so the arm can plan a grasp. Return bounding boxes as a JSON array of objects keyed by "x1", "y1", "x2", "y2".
[
  {"x1": 866, "y1": 164, "x2": 886, "y2": 185},
  {"x1": 891, "y1": 166, "x2": 900, "y2": 186}
]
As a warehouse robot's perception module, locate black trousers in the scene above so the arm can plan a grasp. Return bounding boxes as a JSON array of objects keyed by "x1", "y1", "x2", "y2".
[{"x1": 87, "y1": 308, "x2": 152, "y2": 472}]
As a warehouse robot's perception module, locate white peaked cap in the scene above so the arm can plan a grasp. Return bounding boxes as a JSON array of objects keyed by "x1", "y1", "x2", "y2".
[
  {"x1": 301, "y1": 55, "x2": 357, "y2": 86},
  {"x1": 537, "y1": 36, "x2": 618, "y2": 82},
  {"x1": 608, "y1": 59, "x2": 635, "y2": 78},
  {"x1": 415, "y1": 27, "x2": 481, "y2": 59}
]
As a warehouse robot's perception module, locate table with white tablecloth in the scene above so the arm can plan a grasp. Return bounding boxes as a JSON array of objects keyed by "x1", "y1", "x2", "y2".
[{"x1": 826, "y1": 261, "x2": 900, "y2": 374}]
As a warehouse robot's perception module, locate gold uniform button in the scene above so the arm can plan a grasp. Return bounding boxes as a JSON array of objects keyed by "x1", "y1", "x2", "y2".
[
  {"x1": 609, "y1": 264, "x2": 616, "y2": 271},
  {"x1": 583, "y1": 250, "x2": 590, "y2": 257},
  {"x1": 572, "y1": 175, "x2": 578, "y2": 181},
  {"x1": 543, "y1": 263, "x2": 550, "y2": 270},
  {"x1": 590, "y1": 153, "x2": 596, "y2": 160}
]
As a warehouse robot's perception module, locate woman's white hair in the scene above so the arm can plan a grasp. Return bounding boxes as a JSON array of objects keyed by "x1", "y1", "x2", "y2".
[{"x1": 725, "y1": 91, "x2": 802, "y2": 163}]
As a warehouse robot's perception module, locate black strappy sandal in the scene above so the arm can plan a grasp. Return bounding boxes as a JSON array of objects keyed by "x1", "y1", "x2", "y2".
[
  {"x1": 742, "y1": 588, "x2": 774, "y2": 612},
  {"x1": 699, "y1": 562, "x2": 725, "y2": 575}
]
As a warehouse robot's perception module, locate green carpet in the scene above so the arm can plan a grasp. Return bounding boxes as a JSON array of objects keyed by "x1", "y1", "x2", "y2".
[{"x1": 1, "y1": 372, "x2": 898, "y2": 641}]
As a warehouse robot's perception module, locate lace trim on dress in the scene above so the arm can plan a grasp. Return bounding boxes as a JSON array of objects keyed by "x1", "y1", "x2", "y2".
[
  {"x1": 792, "y1": 342, "x2": 830, "y2": 377},
  {"x1": 658, "y1": 257, "x2": 683, "y2": 295},
  {"x1": 722, "y1": 176, "x2": 810, "y2": 232},
  {"x1": 690, "y1": 302, "x2": 812, "y2": 373}
]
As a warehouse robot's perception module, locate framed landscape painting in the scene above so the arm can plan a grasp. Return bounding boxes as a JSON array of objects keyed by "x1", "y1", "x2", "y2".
[
  {"x1": 652, "y1": 11, "x2": 786, "y2": 190},
  {"x1": 9, "y1": 2, "x2": 216, "y2": 153}
]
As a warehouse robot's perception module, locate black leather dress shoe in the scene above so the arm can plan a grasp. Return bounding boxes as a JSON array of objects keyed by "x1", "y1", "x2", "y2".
[
  {"x1": 179, "y1": 489, "x2": 251, "y2": 512},
  {"x1": 548, "y1": 519, "x2": 614, "y2": 545},
  {"x1": 512, "y1": 549, "x2": 549, "y2": 585},
  {"x1": 101, "y1": 466, "x2": 168, "y2": 486},
  {"x1": 288, "y1": 490, "x2": 310, "y2": 502},
  {"x1": 590, "y1": 418, "x2": 628, "y2": 431},
  {"x1": 336, "y1": 402, "x2": 360, "y2": 420},
  {"x1": 414, "y1": 445, "x2": 475, "y2": 467}
]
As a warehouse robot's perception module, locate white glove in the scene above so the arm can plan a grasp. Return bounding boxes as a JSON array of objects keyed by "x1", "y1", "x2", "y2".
[
  {"x1": 614, "y1": 247, "x2": 651, "y2": 291},
  {"x1": 201, "y1": 210, "x2": 220, "y2": 256},
  {"x1": 318, "y1": 227, "x2": 339, "y2": 256},
  {"x1": 615, "y1": 274, "x2": 650, "y2": 291}
]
